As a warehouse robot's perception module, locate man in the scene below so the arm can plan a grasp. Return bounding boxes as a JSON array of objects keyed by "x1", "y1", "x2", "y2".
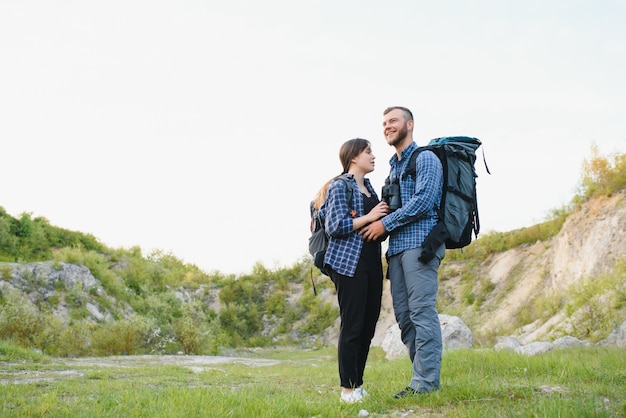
[{"x1": 360, "y1": 106, "x2": 445, "y2": 398}]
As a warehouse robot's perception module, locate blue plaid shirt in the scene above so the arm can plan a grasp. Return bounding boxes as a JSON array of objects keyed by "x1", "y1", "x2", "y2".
[
  {"x1": 381, "y1": 142, "x2": 443, "y2": 257},
  {"x1": 320, "y1": 174, "x2": 379, "y2": 277}
]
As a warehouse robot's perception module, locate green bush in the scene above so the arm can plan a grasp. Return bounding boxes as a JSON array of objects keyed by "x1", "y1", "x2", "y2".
[
  {"x1": 0, "y1": 339, "x2": 48, "y2": 362},
  {"x1": 174, "y1": 301, "x2": 209, "y2": 355},
  {"x1": 134, "y1": 292, "x2": 182, "y2": 327},
  {"x1": 0, "y1": 264, "x2": 13, "y2": 279},
  {"x1": 0, "y1": 291, "x2": 45, "y2": 347},
  {"x1": 295, "y1": 290, "x2": 339, "y2": 336},
  {"x1": 564, "y1": 260, "x2": 626, "y2": 342},
  {"x1": 579, "y1": 144, "x2": 626, "y2": 198},
  {"x1": 57, "y1": 321, "x2": 96, "y2": 357},
  {"x1": 298, "y1": 300, "x2": 338, "y2": 335},
  {"x1": 264, "y1": 291, "x2": 288, "y2": 316},
  {"x1": 34, "y1": 315, "x2": 65, "y2": 356},
  {"x1": 92, "y1": 315, "x2": 155, "y2": 355}
]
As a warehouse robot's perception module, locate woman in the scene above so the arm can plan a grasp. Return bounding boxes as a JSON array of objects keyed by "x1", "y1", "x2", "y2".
[{"x1": 320, "y1": 138, "x2": 389, "y2": 403}]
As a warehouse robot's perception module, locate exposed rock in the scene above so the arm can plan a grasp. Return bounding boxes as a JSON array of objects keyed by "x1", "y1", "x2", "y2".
[
  {"x1": 440, "y1": 314, "x2": 473, "y2": 349},
  {"x1": 381, "y1": 323, "x2": 407, "y2": 360},
  {"x1": 382, "y1": 314, "x2": 473, "y2": 360},
  {"x1": 515, "y1": 341, "x2": 554, "y2": 356},
  {"x1": 496, "y1": 335, "x2": 592, "y2": 355},
  {"x1": 0, "y1": 261, "x2": 121, "y2": 323},
  {"x1": 553, "y1": 336, "x2": 589, "y2": 348},
  {"x1": 494, "y1": 336, "x2": 522, "y2": 351},
  {"x1": 1, "y1": 261, "x2": 99, "y2": 293},
  {"x1": 549, "y1": 194, "x2": 626, "y2": 289},
  {"x1": 598, "y1": 319, "x2": 626, "y2": 349},
  {"x1": 86, "y1": 302, "x2": 106, "y2": 321}
]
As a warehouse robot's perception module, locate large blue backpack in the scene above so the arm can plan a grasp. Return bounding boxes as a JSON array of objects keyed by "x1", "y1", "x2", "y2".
[{"x1": 403, "y1": 136, "x2": 489, "y2": 257}]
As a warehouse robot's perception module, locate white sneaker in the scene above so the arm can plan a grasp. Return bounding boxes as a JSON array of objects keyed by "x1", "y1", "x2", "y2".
[
  {"x1": 355, "y1": 387, "x2": 369, "y2": 397},
  {"x1": 340, "y1": 389, "x2": 363, "y2": 403}
]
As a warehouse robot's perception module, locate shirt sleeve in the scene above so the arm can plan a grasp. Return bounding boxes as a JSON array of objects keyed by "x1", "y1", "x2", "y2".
[{"x1": 324, "y1": 178, "x2": 355, "y2": 237}]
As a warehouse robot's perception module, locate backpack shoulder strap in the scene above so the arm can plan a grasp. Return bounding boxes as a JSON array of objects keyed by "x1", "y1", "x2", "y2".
[
  {"x1": 402, "y1": 146, "x2": 429, "y2": 180},
  {"x1": 310, "y1": 201, "x2": 322, "y2": 232},
  {"x1": 402, "y1": 145, "x2": 446, "y2": 219},
  {"x1": 336, "y1": 173, "x2": 354, "y2": 209}
]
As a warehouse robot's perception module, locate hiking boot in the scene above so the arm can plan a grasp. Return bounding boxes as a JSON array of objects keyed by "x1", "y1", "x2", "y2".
[
  {"x1": 340, "y1": 389, "x2": 363, "y2": 404},
  {"x1": 393, "y1": 386, "x2": 418, "y2": 399}
]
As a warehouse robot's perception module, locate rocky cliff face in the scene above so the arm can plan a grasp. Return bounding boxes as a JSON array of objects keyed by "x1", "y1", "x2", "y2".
[
  {"x1": 0, "y1": 261, "x2": 129, "y2": 322},
  {"x1": 475, "y1": 192, "x2": 626, "y2": 343}
]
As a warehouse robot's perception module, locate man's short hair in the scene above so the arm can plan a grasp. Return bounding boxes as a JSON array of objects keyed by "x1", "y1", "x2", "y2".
[{"x1": 383, "y1": 106, "x2": 414, "y2": 121}]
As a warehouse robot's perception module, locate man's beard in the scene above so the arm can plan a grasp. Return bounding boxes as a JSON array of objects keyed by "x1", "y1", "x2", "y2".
[{"x1": 387, "y1": 124, "x2": 408, "y2": 147}]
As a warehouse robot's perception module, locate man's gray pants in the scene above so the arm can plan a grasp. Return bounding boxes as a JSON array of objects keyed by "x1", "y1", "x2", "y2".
[{"x1": 387, "y1": 245, "x2": 445, "y2": 392}]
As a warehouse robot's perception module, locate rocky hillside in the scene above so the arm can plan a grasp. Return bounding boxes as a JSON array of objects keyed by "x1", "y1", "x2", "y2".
[
  {"x1": 321, "y1": 191, "x2": 626, "y2": 348},
  {"x1": 464, "y1": 193, "x2": 626, "y2": 343},
  {"x1": 1, "y1": 192, "x2": 625, "y2": 353}
]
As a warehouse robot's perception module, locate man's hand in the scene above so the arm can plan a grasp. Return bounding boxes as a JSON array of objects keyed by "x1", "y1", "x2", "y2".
[{"x1": 360, "y1": 220, "x2": 387, "y2": 242}]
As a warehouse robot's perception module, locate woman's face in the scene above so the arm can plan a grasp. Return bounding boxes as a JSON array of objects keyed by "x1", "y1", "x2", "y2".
[{"x1": 352, "y1": 146, "x2": 376, "y2": 174}]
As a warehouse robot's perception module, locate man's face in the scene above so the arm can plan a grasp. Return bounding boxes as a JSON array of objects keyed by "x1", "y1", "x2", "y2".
[{"x1": 382, "y1": 109, "x2": 410, "y2": 147}]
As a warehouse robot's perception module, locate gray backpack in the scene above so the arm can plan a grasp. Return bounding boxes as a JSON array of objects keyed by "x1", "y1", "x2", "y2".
[{"x1": 308, "y1": 174, "x2": 353, "y2": 276}]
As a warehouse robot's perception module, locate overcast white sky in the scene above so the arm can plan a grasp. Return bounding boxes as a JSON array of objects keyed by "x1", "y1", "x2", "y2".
[{"x1": 1, "y1": 1, "x2": 625, "y2": 275}]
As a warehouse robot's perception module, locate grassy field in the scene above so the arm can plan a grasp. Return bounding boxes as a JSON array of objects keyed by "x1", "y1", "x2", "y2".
[{"x1": 1, "y1": 343, "x2": 625, "y2": 417}]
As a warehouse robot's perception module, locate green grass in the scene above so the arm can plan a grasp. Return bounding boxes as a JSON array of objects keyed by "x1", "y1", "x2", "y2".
[{"x1": 1, "y1": 345, "x2": 625, "y2": 417}]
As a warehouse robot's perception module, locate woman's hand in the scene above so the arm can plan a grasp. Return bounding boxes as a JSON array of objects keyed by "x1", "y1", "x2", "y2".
[
  {"x1": 368, "y1": 201, "x2": 389, "y2": 223},
  {"x1": 351, "y1": 201, "x2": 389, "y2": 232}
]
